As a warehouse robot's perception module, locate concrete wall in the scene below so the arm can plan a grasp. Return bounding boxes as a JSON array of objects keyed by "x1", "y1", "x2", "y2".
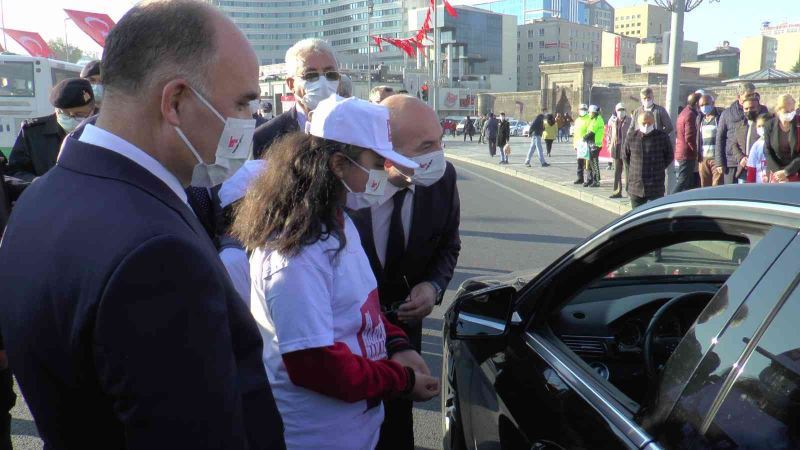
[
  {"x1": 477, "y1": 91, "x2": 543, "y2": 122},
  {"x1": 703, "y1": 83, "x2": 800, "y2": 110}
]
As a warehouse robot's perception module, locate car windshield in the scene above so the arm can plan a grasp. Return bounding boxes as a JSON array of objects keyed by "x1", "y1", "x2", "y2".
[{"x1": 606, "y1": 240, "x2": 751, "y2": 279}]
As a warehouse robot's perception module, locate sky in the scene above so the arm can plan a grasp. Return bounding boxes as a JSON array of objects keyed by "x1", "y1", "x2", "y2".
[{"x1": 0, "y1": 0, "x2": 796, "y2": 56}]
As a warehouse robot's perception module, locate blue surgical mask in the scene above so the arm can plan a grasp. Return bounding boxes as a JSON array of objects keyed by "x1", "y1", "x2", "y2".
[
  {"x1": 56, "y1": 113, "x2": 81, "y2": 132},
  {"x1": 700, "y1": 105, "x2": 714, "y2": 115}
]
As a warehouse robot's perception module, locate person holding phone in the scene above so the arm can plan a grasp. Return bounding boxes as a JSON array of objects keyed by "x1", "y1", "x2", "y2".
[{"x1": 232, "y1": 95, "x2": 439, "y2": 450}]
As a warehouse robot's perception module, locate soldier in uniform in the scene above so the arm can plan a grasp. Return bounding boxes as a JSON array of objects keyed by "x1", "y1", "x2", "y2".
[
  {"x1": 80, "y1": 60, "x2": 103, "y2": 111},
  {"x1": 7, "y1": 78, "x2": 95, "y2": 182}
]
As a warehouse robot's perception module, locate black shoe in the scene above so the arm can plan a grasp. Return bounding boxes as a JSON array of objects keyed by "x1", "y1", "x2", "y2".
[
  {"x1": 583, "y1": 181, "x2": 591, "y2": 187},
  {"x1": 590, "y1": 182, "x2": 600, "y2": 188},
  {"x1": 609, "y1": 193, "x2": 622, "y2": 199},
  {"x1": 573, "y1": 179, "x2": 584, "y2": 184},
  {"x1": 525, "y1": 162, "x2": 531, "y2": 167},
  {"x1": 542, "y1": 163, "x2": 550, "y2": 167}
]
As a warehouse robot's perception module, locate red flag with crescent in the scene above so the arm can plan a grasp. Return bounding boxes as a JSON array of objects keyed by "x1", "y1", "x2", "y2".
[
  {"x1": 443, "y1": 0, "x2": 458, "y2": 17},
  {"x1": 371, "y1": 35, "x2": 384, "y2": 52},
  {"x1": 2, "y1": 29, "x2": 52, "y2": 57},
  {"x1": 64, "y1": 9, "x2": 116, "y2": 47}
]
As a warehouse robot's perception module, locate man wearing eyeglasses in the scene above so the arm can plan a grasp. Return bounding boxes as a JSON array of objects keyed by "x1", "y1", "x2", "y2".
[
  {"x1": 7, "y1": 78, "x2": 95, "y2": 182},
  {"x1": 253, "y1": 38, "x2": 340, "y2": 158}
]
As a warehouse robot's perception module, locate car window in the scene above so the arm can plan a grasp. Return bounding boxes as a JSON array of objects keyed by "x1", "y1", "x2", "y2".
[
  {"x1": 606, "y1": 240, "x2": 752, "y2": 279},
  {"x1": 698, "y1": 282, "x2": 800, "y2": 449}
]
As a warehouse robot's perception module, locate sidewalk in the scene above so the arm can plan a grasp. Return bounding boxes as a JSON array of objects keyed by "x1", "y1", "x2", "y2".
[{"x1": 443, "y1": 134, "x2": 632, "y2": 215}]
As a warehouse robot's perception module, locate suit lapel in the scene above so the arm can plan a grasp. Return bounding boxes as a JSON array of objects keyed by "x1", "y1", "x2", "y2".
[
  {"x1": 407, "y1": 187, "x2": 430, "y2": 256},
  {"x1": 58, "y1": 137, "x2": 213, "y2": 245}
]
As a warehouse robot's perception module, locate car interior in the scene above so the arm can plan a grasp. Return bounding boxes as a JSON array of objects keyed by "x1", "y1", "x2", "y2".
[{"x1": 545, "y1": 219, "x2": 767, "y2": 409}]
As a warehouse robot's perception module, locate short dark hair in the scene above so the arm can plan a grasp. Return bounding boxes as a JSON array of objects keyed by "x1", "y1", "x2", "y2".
[
  {"x1": 742, "y1": 93, "x2": 760, "y2": 105},
  {"x1": 102, "y1": 0, "x2": 217, "y2": 95}
]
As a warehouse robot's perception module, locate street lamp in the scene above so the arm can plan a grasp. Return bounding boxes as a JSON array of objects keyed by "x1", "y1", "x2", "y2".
[
  {"x1": 366, "y1": 0, "x2": 374, "y2": 94},
  {"x1": 64, "y1": 17, "x2": 73, "y2": 50}
]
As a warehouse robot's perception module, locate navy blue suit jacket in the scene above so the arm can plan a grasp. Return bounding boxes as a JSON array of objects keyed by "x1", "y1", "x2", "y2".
[{"x1": 0, "y1": 137, "x2": 284, "y2": 449}]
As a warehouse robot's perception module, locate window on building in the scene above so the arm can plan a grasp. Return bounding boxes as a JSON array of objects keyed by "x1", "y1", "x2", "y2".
[
  {"x1": 539, "y1": 41, "x2": 545, "y2": 48},
  {"x1": 539, "y1": 53, "x2": 545, "y2": 61},
  {"x1": 528, "y1": 29, "x2": 534, "y2": 38},
  {"x1": 528, "y1": 54, "x2": 533, "y2": 62},
  {"x1": 528, "y1": 42, "x2": 534, "y2": 49},
  {"x1": 539, "y1": 28, "x2": 545, "y2": 36}
]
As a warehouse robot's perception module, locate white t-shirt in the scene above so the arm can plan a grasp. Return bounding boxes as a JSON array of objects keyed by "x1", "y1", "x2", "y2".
[
  {"x1": 250, "y1": 216, "x2": 387, "y2": 450},
  {"x1": 747, "y1": 139, "x2": 768, "y2": 184}
]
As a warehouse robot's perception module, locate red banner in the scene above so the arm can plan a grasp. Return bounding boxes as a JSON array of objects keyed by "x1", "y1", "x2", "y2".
[
  {"x1": 613, "y1": 36, "x2": 621, "y2": 67},
  {"x1": 64, "y1": 9, "x2": 116, "y2": 47},
  {"x1": 2, "y1": 29, "x2": 52, "y2": 57}
]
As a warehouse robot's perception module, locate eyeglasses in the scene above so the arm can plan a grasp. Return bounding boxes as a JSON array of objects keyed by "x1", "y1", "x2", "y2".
[{"x1": 300, "y1": 71, "x2": 341, "y2": 82}]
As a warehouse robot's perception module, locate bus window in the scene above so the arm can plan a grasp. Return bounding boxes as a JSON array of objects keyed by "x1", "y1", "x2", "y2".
[
  {"x1": 0, "y1": 61, "x2": 35, "y2": 97},
  {"x1": 51, "y1": 68, "x2": 81, "y2": 86}
]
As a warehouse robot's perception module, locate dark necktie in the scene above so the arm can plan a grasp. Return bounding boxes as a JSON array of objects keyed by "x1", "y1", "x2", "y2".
[
  {"x1": 186, "y1": 186, "x2": 214, "y2": 240},
  {"x1": 383, "y1": 189, "x2": 407, "y2": 276}
]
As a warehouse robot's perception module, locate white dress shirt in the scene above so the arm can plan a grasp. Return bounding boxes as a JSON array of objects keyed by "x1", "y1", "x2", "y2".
[
  {"x1": 371, "y1": 185, "x2": 414, "y2": 268},
  {"x1": 79, "y1": 124, "x2": 189, "y2": 206}
]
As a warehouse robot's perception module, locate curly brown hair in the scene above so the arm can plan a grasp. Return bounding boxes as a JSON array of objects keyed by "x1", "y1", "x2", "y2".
[{"x1": 231, "y1": 132, "x2": 364, "y2": 256}]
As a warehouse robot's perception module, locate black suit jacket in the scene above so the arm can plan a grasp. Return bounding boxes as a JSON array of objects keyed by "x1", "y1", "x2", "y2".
[
  {"x1": 8, "y1": 113, "x2": 65, "y2": 181},
  {"x1": 253, "y1": 106, "x2": 300, "y2": 159},
  {"x1": 0, "y1": 138, "x2": 285, "y2": 449},
  {"x1": 349, "y1": 163, "x2": 461, "y2": 344}
]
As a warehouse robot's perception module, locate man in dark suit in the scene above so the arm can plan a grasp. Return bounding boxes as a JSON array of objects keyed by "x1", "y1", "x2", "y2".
[
  {"x1": 0, "y1": 2, "x2": 284, "y2": 448},
  {"x1": 349, "y1": 95, "x2": 461, "y2": 450},
  {"x1": 253, "y1": 38, "x2": 339, "y2": 158}
]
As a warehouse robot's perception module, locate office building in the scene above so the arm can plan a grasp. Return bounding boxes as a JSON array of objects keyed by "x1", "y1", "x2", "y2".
[
  {"x1": 613, "y1": 3, "x2": 671, "y2": 40},
  {"x1": 208, "y1": 0, "x2": 426, "y2": 66},
  {"x1": 585, "y1": 0, "x2": 614, "y2": 32},
  {"x1": 739, "y1": 35, "x2": 778, "y2": 75},
  {"x1": 697, "y1": 42, "x2": 741, "y2": 80},
  {"x1": 409, "y1": 5, "x2": 518, "y2": 93},
  {"x1": 475, "y1": 0, "x2": 587, "y2": 26},
  {"x1": 774, "y1": 32, "x2": 800, "y2": 72},
  {"x1": 517, "y1": 18, "x2": 602, "y2": 91},
  {"x1": 601, "y1": 31, "x2": 637, "y2": 72},
  {"x1": 635, "y1": 32, "x2": 697, "y2": 66},
  {"x1": 761, "y1": 21, "x2": 800, "y2": 37}
]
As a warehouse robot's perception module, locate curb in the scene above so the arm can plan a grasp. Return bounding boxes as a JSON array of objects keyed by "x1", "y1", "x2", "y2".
[{"x1": 446, "y1": 153, "x2": 632, "y2": 216}]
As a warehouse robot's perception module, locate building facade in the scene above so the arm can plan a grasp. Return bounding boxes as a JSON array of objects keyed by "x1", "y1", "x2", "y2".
[
  {"x1": 585, "y1": 0, "x2": 614, "y2": 32},
  {"x1": 613, "y1": 3, "x2": 671, "y2": 40},
  {"x1": 517, "y1": 18, "x2": 602, "y2": 91},
  {"x1": 475, "y1": 0, "x2": 587, "y2": 26},
  {"x1": 697, "y1": 42, "x2": 741, "y2": 81},
  {"x1": 207, "y1": 0, "x2": 427, "y2": 67},
  {"x1": 774, "y1": 32, "x2": 800, "y2": 73},
  {"x1": 600, "y1": 31, "x2": 637, "y2": 72},
  {"x1": 635, "y1": 33, "x2": 697, "y2": 66},
  {"x1": 739, "y1": 35, "x2": 778, "y2": 75}
]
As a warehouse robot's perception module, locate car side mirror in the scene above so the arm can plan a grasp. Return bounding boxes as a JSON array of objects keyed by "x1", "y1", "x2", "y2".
[{"x1": 451, "y1": 285, "x2": 516, "y2": 340}]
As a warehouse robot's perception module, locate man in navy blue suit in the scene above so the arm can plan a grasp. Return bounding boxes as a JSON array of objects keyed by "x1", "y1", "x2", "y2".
[{"x1": 0, "y1": 1, "x2": 284, "y2": 449}]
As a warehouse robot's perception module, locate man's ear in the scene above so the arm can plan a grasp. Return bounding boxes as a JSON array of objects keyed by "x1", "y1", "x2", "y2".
[
  {"x1": 286, "y1": 76, "x2": 296, "y2": 92},
  {"x1": 161, "y1": 79, "x2": 191, "y2": 127}
]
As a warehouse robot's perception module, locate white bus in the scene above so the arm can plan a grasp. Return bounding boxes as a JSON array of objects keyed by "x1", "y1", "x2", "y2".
[{"x1": 0, "y1": 55, "x2": 83, "y2": 156}]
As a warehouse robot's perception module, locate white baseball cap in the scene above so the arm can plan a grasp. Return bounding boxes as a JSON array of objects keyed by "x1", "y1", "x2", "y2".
[
  {"x1": 589, "y1": 105, "x2": 600, "y2": 113},
  {"x1": 615, "y1": 102, "x2": 626, "y2": 111},
  {"x1": 309, "y1": 94, "x2": 419, "y2": 169},
  {"x1": 579, "y1": 104, "x2": 588, "y2": 110}
]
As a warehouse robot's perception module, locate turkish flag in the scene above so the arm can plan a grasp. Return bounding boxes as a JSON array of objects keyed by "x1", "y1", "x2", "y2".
[
  {"x1": 443, "y1": 0, "x2": 458, "y2": 17},
  {"x1": 2, "y1": 29, "x2": 52, "y2": 57},
  {"x1": 64, "y1": 9, "x2": 116, "y2": 47}
]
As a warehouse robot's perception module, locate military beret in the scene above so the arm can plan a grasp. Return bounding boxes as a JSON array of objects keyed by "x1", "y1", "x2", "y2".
[
  {"x1": 49, "y1": 78, "x2": 94, "y2": 109},
  {"x1": 80, "y1": 60, "x2": 101, "y2": 79}
]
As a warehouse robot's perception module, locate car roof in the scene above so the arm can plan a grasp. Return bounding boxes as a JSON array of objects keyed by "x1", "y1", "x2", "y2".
[{"x1": 639, "y1": 184, "x2": 800, "y2": 211}]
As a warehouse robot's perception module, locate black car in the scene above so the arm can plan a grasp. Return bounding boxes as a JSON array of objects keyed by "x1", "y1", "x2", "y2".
[{"x1": 442, "y1": 185, "x2": 800, "y2": 450}]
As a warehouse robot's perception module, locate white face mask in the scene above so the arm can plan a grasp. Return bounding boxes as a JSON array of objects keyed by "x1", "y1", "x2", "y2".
[
  {"x1": 642, "y1": 99, "x2": 654, "y2": 109},
  {"x1": 579, "y1": 110, "x2": 587, "y2": 117},
  {"x1": 757, "y1": 126, "x2": 765, "y2": 137},
  {"x1": 617, "y1": 110, "x2": 626, "y2": 118},
  {"x1": 56, "y1": 113, "x2": 81, "y2": 132},
  {"x1": 175, "y1": 87, "x2": 256, "y2": 188},
  {"x1": 341, "y1": 156, "x2": 389, "y2": 209},
  {"x1": 639, "y1": 124, "x2": 654, "y2": 134},
  {"x1": 299, "y1": 77, "x2": 339, "y2": 111},
  {"x1": 91, "y1": 84, "x2": 104, "y2": 103},
  {"x1": 780, "y1": 111, "x2": 797, "y2": 123},
  {"x1": 410, "y1": 150, "x2": 446, "y2": 187}
]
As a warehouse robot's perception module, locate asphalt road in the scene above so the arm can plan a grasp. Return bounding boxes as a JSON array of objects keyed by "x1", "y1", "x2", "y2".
[{"x1": 7, "y1": 156, "x2": 618, "y2": 450}]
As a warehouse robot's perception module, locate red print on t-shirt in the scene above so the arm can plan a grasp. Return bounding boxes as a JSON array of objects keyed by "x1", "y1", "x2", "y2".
[{"x1": 357, "y1": 289, "x2": 387, "y2": 361}]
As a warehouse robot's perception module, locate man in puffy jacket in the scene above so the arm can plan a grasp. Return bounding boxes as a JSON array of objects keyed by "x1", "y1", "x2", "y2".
[
  {"x1": 582, "y1": 105, "x2": 605, "y2": 187},
  {"x1": 573, "y1": 104, "x2": 591, "y2": 184},
  {"x1": 715, "y1": 82, "x2": 768, "y2": 184},
  {"x1": 673, "y1": 93, "x2": 701, "y2": 193}
]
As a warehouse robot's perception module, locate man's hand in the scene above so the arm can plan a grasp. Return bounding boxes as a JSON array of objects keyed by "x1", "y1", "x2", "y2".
[
  {"x1": 773, "y1": 170, "x2": 788, "y2": 182},
  {"x1": 408, "y1": 372, "x2": 439, "y2": 402},
  {"x1": 739, "y1": 157, "x2": 748, "y2": 168},
  {"x1": 391, "y1": 349, "x2": 430, "y2": 375},
  {"x1": 397, "y1": 282, "x2": 437, "y2": 324},
  {"x1": 714, "y1": 166, "x2": 725, "y2": 175}
]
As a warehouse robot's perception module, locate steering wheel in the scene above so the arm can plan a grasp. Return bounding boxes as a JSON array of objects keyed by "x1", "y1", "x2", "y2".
[{"x1": 643, "y1": 291, "x2": 716, "y2": 382}]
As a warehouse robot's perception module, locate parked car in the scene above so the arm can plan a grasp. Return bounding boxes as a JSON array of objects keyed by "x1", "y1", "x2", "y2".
[
  {"x1": 511, "y1": 121, "x2": 527, "y2": 137},
  {"x1": 442, "y1": 185, "x2": 800, "y2": 450}
]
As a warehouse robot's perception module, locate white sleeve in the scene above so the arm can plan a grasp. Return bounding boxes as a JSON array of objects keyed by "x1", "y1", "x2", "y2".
[
  {"x1": 219, "y1": 248, "x2": 251, "y2": 308},
  {"x1": 265, "y1": 261, "x2": 334, "y2": 354}
]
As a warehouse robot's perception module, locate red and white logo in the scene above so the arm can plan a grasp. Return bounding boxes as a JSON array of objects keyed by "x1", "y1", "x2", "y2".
[
  {"x1": 64, "y1": 9, "x2": 116, "y2": 47},
  {"x1": 357, "y1": 289, "x2": 387, "y2": 360}
]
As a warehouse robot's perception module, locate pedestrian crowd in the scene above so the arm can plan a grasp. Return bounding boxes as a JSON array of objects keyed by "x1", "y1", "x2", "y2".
[
  {"x1": 0, "y1": 2, "x2": 461, "y2": 449},
  {"x1": 458, "y1": 81, "x2": 800, "y2": 210}
]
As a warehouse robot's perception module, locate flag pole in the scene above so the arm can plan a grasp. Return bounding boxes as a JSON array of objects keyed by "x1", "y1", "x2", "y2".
[
  {"x1": 0, "y1": 0, "x2": 7, "y2": 51},
  {"x1": 432, "y1": 0, "x2": 439, "y2": 117}
]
